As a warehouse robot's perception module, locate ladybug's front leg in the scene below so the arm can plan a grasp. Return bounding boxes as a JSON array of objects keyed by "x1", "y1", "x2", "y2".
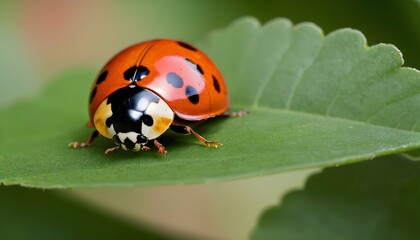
[
  {"x1": 153, "y1": 139, "x2": 167, "y2": 155},
  {"x1": 170, "y1": 125, "x2": 222, "y2": 148},
  {"x1": 68, "y1": 130, "x2": 99, "y2": 148}
]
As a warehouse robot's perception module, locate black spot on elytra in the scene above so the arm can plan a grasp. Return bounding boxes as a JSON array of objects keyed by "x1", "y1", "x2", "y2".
[
  {"x1": 135, "y1": 66, "x2": 150, "y2": 80},
  {"x1": 141, "y1": 114, "x2": 154, "y2": 126},
  {"x1": 177, "y1": 41, "x2": 197, "y2": 51},
  {"x1": 123, "y1": 65, "x2": 149, "y2": 81},
  {"x1": 185, "y1": 85, "x2": 199, "y2": 104},
  {"x1": 96, "y1": 70, "x2": 108, "y2": 85},
  {"x1": 124, "y1": 138, "x2": 135, "y2": 150},
  {"x1": 185, "y1": 58, "x2": 204, "y2": 75},
  {"x1": 212, "y1": 75, "x2": 221, "y2": 93},
  {"x1": 123, "y1": 66, "x2": 136, "y2": 80},
  {"x1": 196, "y1": 64, "x2": 204, "y2": 75},
  {"x1": 166, "y1": 72, "x2": 184, "y2": 88},
  {"x1": 89, "y1": 87, "x2": 97, "y2": 103}
]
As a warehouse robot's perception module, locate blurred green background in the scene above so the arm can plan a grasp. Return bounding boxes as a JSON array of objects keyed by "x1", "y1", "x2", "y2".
[{"x1": 1, "y1": 0, "x2": 419, "y2": 239}]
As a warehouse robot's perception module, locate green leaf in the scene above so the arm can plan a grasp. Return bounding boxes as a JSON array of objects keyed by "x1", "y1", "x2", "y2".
[
  {"x1": 252, "y1": 155, "x2": 420, "y2": 240},
  {"x1": 1, "y1": 17, "x2": 420, "y2": 188},
  {"x1": 404, "y1": 148, "x2": 420, "y2": 160},
  {"x1": 0, "y1": 186, "x2": 176, "y2": 240}
]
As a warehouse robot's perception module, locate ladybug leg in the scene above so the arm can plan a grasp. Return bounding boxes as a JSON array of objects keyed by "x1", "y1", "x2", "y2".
[
  {"x1": 141, "y1": 145, "x2": 151, "y2": 151},
  {"x1": 153, "y1": 139, "x2": 167, "y2": 155},
  {"x1": 170, "y1": 125, "x2": 222, "y2": 148},
  {"x1": 105, "y1": 146, "x2": 120, "y2": 154},
  {"x1": 105, "y1": 144, "x2": 149, "y2": 154},
  {"x1": 220, "y1": 110, "x2": 248, "y2": 117},
  {"x1": 68, "y1": 130, "x2": 99, "y2": 148}
]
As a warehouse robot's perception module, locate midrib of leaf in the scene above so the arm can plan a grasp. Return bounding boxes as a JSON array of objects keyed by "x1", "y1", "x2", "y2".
[
  {"x1": 248, "y1": 73, "x2": 420, "y2": 136},
  {"x1": 249, "y1": 105, "x2": 420, "y2": 136},
  {"x1": 225, "y1": 101, "x2": 420, "y2": 147}
]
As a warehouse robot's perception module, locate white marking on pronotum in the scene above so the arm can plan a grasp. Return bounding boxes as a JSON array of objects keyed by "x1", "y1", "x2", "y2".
[
  {"x1": 128, "y1": 109, "x2": 142, "y2": 121},
  {"x1": 136, "y1": 97, "x2": 149, "y2": 111},
  {"x1": 141, "y1": 100, "x2": 174, "y2": 140}
]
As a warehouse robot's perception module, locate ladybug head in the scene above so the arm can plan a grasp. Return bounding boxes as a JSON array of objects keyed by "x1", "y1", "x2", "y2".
[
  {"x1": 112, "y1": 132, "x2": 148, "y2": 151},
  {"x1": 93, "y1": 86, "x2": 174, "y2": 152}
]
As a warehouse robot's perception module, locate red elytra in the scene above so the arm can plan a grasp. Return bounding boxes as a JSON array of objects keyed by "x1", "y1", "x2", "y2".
[
  {"x1": 69, "y1": 39, "x2": 242, "y2": 154},
  {"x1": 88, "y1": 39, "x2": 229, "y2": 125}
]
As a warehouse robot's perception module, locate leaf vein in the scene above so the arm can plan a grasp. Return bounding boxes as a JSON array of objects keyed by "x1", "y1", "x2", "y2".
[
  {"x1": 284, "y1": 39, "x2": 324, "y2": 110},
  {"x1": 252, "y1": 36, "x2": 292, "y2": 107},
  {"x1": 325, "y1": 52, "x2": 372, "y2": 116},
  {"x1": 365, "y1": 92, "x2": 420, "y2": 130}
]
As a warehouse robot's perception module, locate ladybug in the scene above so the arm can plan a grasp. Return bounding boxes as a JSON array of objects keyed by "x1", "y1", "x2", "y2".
[{"x1": 69, "y1": 39, "x2": 245, "y2": 154}]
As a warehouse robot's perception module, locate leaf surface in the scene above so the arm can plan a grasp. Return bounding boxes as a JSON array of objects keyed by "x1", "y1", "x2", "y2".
[
  {"x1": 1, "y1": 17, "x2": 419, "y2": 188},
  {"x1": 252, "y1": 155, "x2": 420, "y2": 240}
]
